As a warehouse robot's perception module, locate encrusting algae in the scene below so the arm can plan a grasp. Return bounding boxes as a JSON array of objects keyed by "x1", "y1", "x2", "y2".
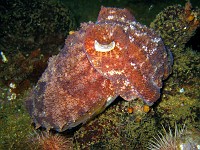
[
  {"x1": 0, "y1": 1, "x2": 200, "y2": 150},
  {"x1": 150, "y1": 1, "x2": 200, "y2": 53},
  {"x1": 73, "y1": 2, "x2": 200, "y2": 149}
]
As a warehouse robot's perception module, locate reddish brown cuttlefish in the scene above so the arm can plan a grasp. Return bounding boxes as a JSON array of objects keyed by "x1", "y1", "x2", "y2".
[{"x1": 26, "y1": 7, "x2": 172, "y2": 132}]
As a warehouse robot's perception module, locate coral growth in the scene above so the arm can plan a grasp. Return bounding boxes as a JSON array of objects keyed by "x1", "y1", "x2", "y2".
[
  {"x1": 0, "y1": 87, "x2": 33, "y2": 150},
  {"x1": 73, "y1": 2, "x2": 200, "y2": 149},
  {"x1": 74, "y1": 97, "x2": 157, "y2": 149},
  {"x1": 150, "y1": 1, "x2": 200, "y2": 53},
  {"x1": 0, "y1": 1, "x2": 199, "y2": 150},
  {"x1": 0, "y1": 48, "x2": 50, "y2": 97},
  {"x1": 0, "y1": 0, "x2": 76, "y2": 54},
  {"x1": 0, "y1": 0, "x2": 77, "y2": 101},
  {"x1": 0, "y1": 0, "x2": 76, "y2": 149},
  {"x1": 150, "y1": 2, "x2": 200, "y2": 129}
]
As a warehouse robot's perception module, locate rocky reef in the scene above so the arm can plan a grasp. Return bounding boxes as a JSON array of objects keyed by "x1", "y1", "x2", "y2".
[
  {"x1": 0, "y1": 1, "x2": 199, "y2": 150},
  {"x1": 0, "y1": 0, "x2": 76, "y2": 54},
  {"x1": 0, "y1": 0, "x2": 76, "y2": 149},
  {"x1": 73, "y1": 2, "x2": 200, "y2": 149},
  {"x1": 0, "y1": 0, "x2": 76, "y2": 103},
  {"x1": 150, "y1": 1, "x2": 200, "y2": 53}
]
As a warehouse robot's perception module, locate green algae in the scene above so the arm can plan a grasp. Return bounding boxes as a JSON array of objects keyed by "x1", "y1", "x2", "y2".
[
  {"x1": 73, "y1": 98, "x2": 158, "y2": 149},
  {"x1": 73, "y1": 2, "x2": 200, "y2": 149},
  {"x1": 155, "y1": 47, "x2": 200, "y2": 130},
  {"x1": 0, "y1": 0, "x2": 76, "y2": 54},
  {"x1": 0, "y1": 0, "x2": 200, "y2": 149},
  {"x1": 0, "y1": 90, "x2": 35, "y2": 150}
]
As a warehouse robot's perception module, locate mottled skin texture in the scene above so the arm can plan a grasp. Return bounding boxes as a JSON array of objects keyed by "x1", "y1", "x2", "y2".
[
  {"x1": 26, "y1": 7, "x2": 172, "y2": 132},
  {"x1": 26, "y1": 26, "x2": 116, "y2": 131},
  {"x1": 85, "y1": 7, "x2": 172, "y2": 103}
]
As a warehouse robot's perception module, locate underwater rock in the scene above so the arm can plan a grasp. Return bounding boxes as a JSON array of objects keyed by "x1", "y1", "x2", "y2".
[
  {"x1": 0, "y1": 0, "x2": 76, "y2": 53},
  {"x1": 150, "y1": 1, "x2": 200, "y2": 53},
  {"x1": 26, "y1": 7, "x2": 172, "y2": 132}
]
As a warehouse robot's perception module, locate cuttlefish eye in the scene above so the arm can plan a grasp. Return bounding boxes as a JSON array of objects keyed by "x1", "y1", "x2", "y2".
[{"x1": 94, "y1": 40, "x2": 115, "y2": 52}]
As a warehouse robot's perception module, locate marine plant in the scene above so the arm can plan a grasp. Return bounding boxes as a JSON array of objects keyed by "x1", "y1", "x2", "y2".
[
  {"x1": 0, "y1": 1, "x2": 199, "y2": 149},
  {"x1": 74, "y1": 2, "x2": 200, "y2": 149},
  {"x1": 0, "y1": 88, "x2": 34, "y2": 149},
  {"x1": 150, "y1": 2, "x2": 200, "y2": 129},
  {"x1": 0, "y1": 0, "x2": 76, "y2": 54}
]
